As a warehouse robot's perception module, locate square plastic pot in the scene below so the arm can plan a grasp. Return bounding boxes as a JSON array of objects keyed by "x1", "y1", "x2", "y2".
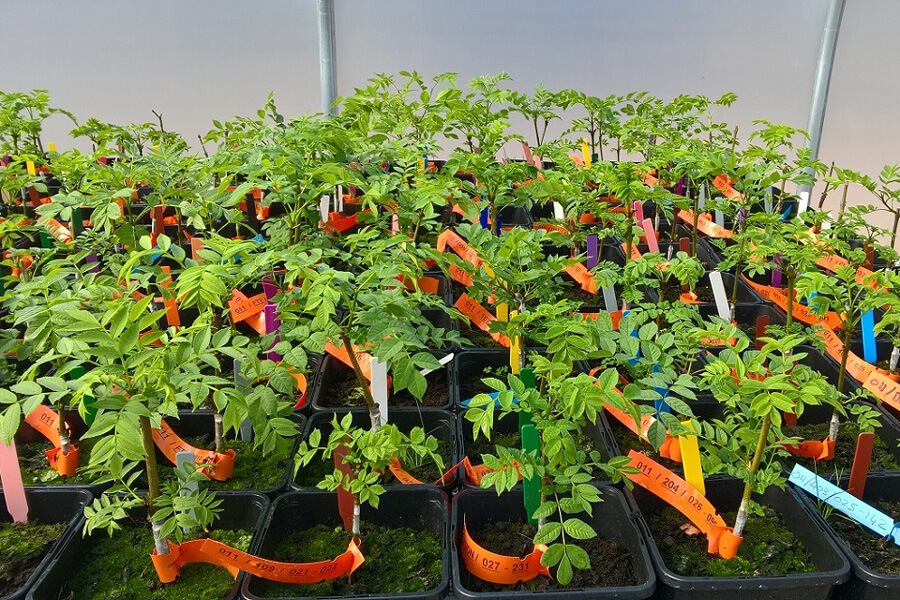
[
  {"x1": 311, "y1": 351, "x2": 454, "y2": 412},
  {"x1": 241, "y1": 488, "x2": 450, "y2": 600},
  {"x1": 27, "y1": 491, "x2": 269, "y2": 600},
  {"x1": 451, "y1": 485, "x2": 656, "y2": 599},
  {"x1": 791, "y1": 474, "x2": 900, "y2": 600},
  {"x1": 294, "y1": 408, "x2": 460, "y2": 493},
  {"x1": 629, "y1": 477, "x2": 850, "y2": 600},
  {"x1": 696, "y1": 304, "x2": 786, "y2": 346},
  {"x1": 0, "y1": 488, "x2": 91, "y2": 600}
]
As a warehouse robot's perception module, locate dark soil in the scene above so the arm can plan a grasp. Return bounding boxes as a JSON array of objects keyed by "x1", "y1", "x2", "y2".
[
  {"x1": 460, "y1": 520, "x2": 637, "y2": 592},
  {"x1": 875, "y1": 359, "x2": 897, "y2": 377},
  {"x1": 460, "y1": 364, "x2": 511, "y2": 400},
  {"x1": 2, "y1": 437, "x2": 101, "y2": 486},
  {"x1": 460, "y1": 323, "x2": 504, "y2": 349},
  {"x1": 646, "y1": 505, "x2": 817, "y2": 577},
  {"x1": 829, "y1": 499, "x2": 900, "y2": 574},
  {"x1": 250, "y1": 522, "x2": 442, "y2": 597},
  {"x1": 320, "y1": 364, "x2": 449, "y2": 408},
  {"x1": 0, "y1": 520, "x2": 66, "y2": 596},
  {"x1": 62, "y1": 524, "x2": 252, "y2": 600},
  {"x1": 158, "y1": 435, "x2": 292, "y2": 491},
  {"x1": 785, "y1": 421, "x2": 900, "y2": 473},
  {"x1": 662, "y1": 283, "x2": 715, "y2": 304}
]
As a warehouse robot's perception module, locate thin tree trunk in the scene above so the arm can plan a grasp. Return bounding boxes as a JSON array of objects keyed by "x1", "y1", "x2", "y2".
[
  {"x1": 733, "y1": 414, "x2": 771, "y2": 537},
  {"x1": 140, "y1": 415, "x2": 168, "y2": 555},
  {"x1": 340, "y1": 334, "x2": 381, "y2": 431}
]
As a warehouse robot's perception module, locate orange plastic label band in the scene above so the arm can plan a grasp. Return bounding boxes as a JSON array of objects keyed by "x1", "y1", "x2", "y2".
[
  {"x1": 603, "y1": 403, "x2": 682, "y2": 463},
  {"x1": 742, "y1": 276, "x2": 844, "y2": 330},
  {"x1": 460, "y1": 522, "x2": 550, "y2": 584},
  {"x1": 564, "y1": 262, "x2": 598, "y2": 294},
  {"x1": 816, "y1": 328, "x2": 876, "y2": 382},
  {"x1": 152, "y1": 537, "x2": 364, "y2": 585},
  {"x1": 400, "y1": 275, "x2": 440, "y2": 295},
  {"x1": 621, "y1": 242, "x2": 642, "y2": 260},
  {"x1": 437, "y1": 230, "x2": 482, "y2": 266},
  {"x1": 23, "y1": 405, "x2": 78, "y2": 476},
  {"x1": 532, "y1": 222, "x2": 571, "y2": 235},
  {"x1": 785, "y1": 438, "x2": 835, "y2": 461},
  {"x1": 862, "y1": 369, "x2": 900, "y2": 414},
  {"x1": 677, "y1": 209, "x2": 733, "y2": 239},
  {"x1": 41, "y1": 217, "x2": 74, "y2": 243},
  {"x1": 324, "y1": 340, "x2": 374, "y2": 381},
  {"x1": 388, "y1": 457, "x2": 460, "y2": 486},
  {"x1": 712, "y1": 175, "x2": 742, "y2": 200},
  {"x1": 324, "y1": 212, "x2": 360, "y2": 234},
  {"x1": 152, "y1": 421, "x2": 235, "y2": 481},
  {"x1": 291, "y1": 371, "x2": 309, "y2": 409},
  {"x1": 816, "y1": 254, "x2": 885, "y2": 292},
  {"x1": 228, "y1": 290, "x2": 266, "y2": 335},
  {"x1": 455, "y1": 294, "x2": 511, "y2": 347},
  {"x1": 624, "y1": 451, "x2": 741, "y2": 558}
]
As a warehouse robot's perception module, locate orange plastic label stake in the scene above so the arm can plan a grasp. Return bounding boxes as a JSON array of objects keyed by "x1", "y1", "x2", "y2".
[
  {"x1": 448, "y1": 263, "x2": 474, "y2": 287},
  {"x1": 400, "y1": 275, "x2": 440, "y2": 295},
  {"x1": 291, "y1": 371, "x2": 309, "y2": 409},
  {"x1": 460, "y1": 522, "x2": 551, "y2": 584},
  {"x1": 334, "y1": 444, "x2": 355, "y2": 532},
  {"x1": 324, "y1": 340, "x2": 374, "y2": 381},
  {"x1": 455, "y1": 294, "x2": 511, "y2": 347},
  {"x1": 564, "y1": 262, "x2": 598, "y2": 294},
  {"x1": 677, "y1": 210, "x2": 733, "y2": 239},
  {"x1": 152, "y1": 537, "x2": 364, "y2": 585},
  {"x1": 228, "y1": 290, "x2": 267, "y2": 334},
  {"x1": 388, "y1": 457, "x2": 460, "y2": 486},
  {"x1": 23, "y1": 405, "x2": 78, "y2": 476},
  {"x1": 621, "y1": 241, "x2": 643, "y2": 260},
  {"x1": 152, "y1": 421, "x2": 235, "y2": 481},
  {"x1": 190, "y1": 237, "x2": 204, "y2": 260},
  {"x1": 624, "y1": 450, "x2": 742, "y2": 558},
  {"x1": 643, "y1": 172, "x2": 659, "y2": 187},
  {"x1": 41, "y1": 218, "x2": 73, "y2": 243}
]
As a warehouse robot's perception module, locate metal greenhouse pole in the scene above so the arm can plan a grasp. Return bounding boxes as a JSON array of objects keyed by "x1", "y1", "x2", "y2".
[{"x1": 317, "y1": 0, "x2": 338, "y2": 115}]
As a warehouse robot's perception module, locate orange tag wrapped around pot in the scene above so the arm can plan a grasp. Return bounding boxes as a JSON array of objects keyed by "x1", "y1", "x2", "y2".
[
  {"x1": 228, "y1": 290, "x2": 267, "y2": 335},
  {"x1": 460, "y1": 521, "x2": 551, "y2": 584},
  {"x1": 388, "y1": 457, "x2": 461, "y2": 486},
  {"x1": 23, "y1": 405, "x2": 79, "y2": 476},
  {"x1": 152, "y1": 537, "x2": 364, "y2": 584},
  {"x1": 152, "y1": 421, "x2": 235, "y2": 481},
  {"x1": 603, "y1": 403, "x2": 682, "y2": 462},
  {"x1": 741, "y1": 276, "x2": 844, "y2": 330},
  {"x1": 862, "y1": 369, "x2": 900, "y2": 414},
  {"x1": 624, "y1": 450, "x2": 742, "y2": 558}
]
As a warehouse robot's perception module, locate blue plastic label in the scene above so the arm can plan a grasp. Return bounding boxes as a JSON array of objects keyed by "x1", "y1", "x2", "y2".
[{"x1": 789, "y1": 464, "x2": 900, "y2": 545}]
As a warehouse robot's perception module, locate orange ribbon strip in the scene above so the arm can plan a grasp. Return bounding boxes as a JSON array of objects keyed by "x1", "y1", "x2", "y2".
[
  {"x1": 460, "y1": 521, "x2": 550, "y2": 584},
  {"x1": 677, "y1": 209, "x2": 733, "y2": 239},
  {"x1": 388, "y1": 457, "x2": 461, "y2": 486},
  {"x1": 152, "y1": 421, "x2": 235, "y2": 481},
  {"x1": 624, "y1": 450, "x2": 742, "y2": 558},
  {"x1": 455, "y1": 293, "x2": 511, "y2": 347},
  {"x1": 152, "y1": 537, "x2": 364, "y2": 584},
  {"x1": 741, "y1": 276, "x2": 844, "y2": 330},
  {"x1": 23, "y1": 405, "x2": 78, "y2": 476}
]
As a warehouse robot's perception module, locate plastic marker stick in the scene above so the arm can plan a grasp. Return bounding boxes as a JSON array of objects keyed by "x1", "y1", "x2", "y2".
[
  {"x1": 678, "y1": 421, "x2": 705, "y2": 495},
  {"x1": 0, "y1": 440, "x2": 28, "y2": 522},
  {"x1": 586, "y1": 235, "x2": 599, "y2": 270},
  {"x1": 521, "y1": 424, "x2": 541, "y2": 524},
  {"x1": 642, "y1": 219, "x2": 658, "y2": 253},
  {"x1": 509, "y1": 309, "x2": 521, "y2": 374},
  {"x1": 581, "y1": 139, "x2": 591, "y2": 166},
  {"x1": 48, "y1": 142, "x2": 57, "y2": 152},
  {"x1": 861, "y1": 310, "x2": 877, "y2": 364},
  {"x1": 479, "y1": 207, "x2": 489, "y2": 229},
  {"x1": 264, "y1": 304, "x2": 281, "y2": 362},
  {"x1": 708, "y1": 271, "x2": 731, "y2": 321},
  {"x1": 175, "y1": 452, "x2": 199, "y2": 526},
  {"x1": 771, "y1": 253, "x2": 783, "y2": 287},
  {"x1": 714, "y1": 210, "x2": 724, "y2": 227},
  {"x1": 496, "y1": 303, "x2": 509, "y2": 322},
  {"x1": 847, "y1": 432, "x2": 875, "y2": 499},
  {"x1": 601, "y1": 286, "x2": 617, "y2": 313},
  {"x1": 698, "y1": 184, "x2": 706, "y2": 211},
  {"x1": 798, "y1": 190, "x2": 810, "y2": 214},
  {"x1": 420, "y1": 353, "x2": 454, "y2": 377},
  {"x1": 319, "y1": 196, "x2": 330, "y2": 222},
  {"x1": 336, "y1": 185, "x2": 343, "y2": 212},
  {"x1": 789, "y1": 464, "x2": 900, "y2": 546},
  {"x1": 633, "y1": 201, "x2": 644, "y2": 223},
  {"x1": 552, "y1": 202, "x2": 564, "y2": 219},
  {"x1": 370, "y1": 357, "x2": 389, "y2": 425},
  {"x1": 26, "y1": 160, "x2": 35, "y2": 176},
  {"x1": 890, "y1": 346, "x2": 899, "y2": 372},
  {"x1": 764, "y1": 189, "x2": 773, "y2": 213}
]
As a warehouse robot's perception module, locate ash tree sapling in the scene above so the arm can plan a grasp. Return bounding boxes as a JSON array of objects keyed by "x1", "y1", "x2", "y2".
[{"x1": 295, "y1": 412, "x2": 445, "y2": 535}]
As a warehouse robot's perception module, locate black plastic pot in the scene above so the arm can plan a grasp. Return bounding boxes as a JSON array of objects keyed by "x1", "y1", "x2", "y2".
[
  {"x1": 457, "y1": 410, "x2": 611, "y2": 488},
  {"x1": 451, "y1": 205, "x2": 532, "y2": 230},
  {"x1": 455, "y1": 349, "x2": 517, "y2": 408},
  {"x1": 241, "y1": 488, "x2": 450, "y2": 600},
  {"x1": 791, "y1": 474, "x2": 900, "y2": 600},
  {"x1": 157, "y1": 411, "x2": 305, "y2": 497},
  {"x1": 294, "y1": 408, "x2": 459, "y2": 493},
  {"x1": 311, "y1": 351, "x2": 454, "y2": 412},
  {"x1": 630, "y1": 477, "x2": 849, "y2": 600},
  {"x1": 452, "y1": 485, "x2": 656, "y2": 599},
  {"x1": 696, "y1": 304, "x2": 787, "y2": 345},
  {"x1": 27, "y1": 491, "x2": 268, "y2": 600},
  {"x1": 0, "y1": 489, "x2": 91, "y2": 600}
]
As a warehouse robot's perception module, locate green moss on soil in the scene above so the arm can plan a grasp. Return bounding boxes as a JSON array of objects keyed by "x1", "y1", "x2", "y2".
[
  {"x1": 158, "y1": 436, "x2": 291, "y2": 491},
  {"x1": 460, "y1": 520, "x2": 637, "y2": 592},
  {"x1": 829, "y1": 499, "x2": 900, "y2": 575},
  {"x1": 0, "y1": 520, "x2": 66, "y2": 596},
  {"x1": 62, "y1": 524, "x2": 251, "y2": 600},
  {"x1": 786, "y1": 420, "x2": 900, "y2": 473},
  {"x1": 249, "y1": 522, "x2": 442, "y2": 597},
  {"x1": 647, "y1": 505, "x2": 817, "y2": 577},
  {"x1": 5, "y1": 437, "x2": 101, "y2": 486}
]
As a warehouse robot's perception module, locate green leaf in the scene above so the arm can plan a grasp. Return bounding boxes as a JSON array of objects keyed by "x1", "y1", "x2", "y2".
[
  {"x1": 556, "y1": 554, "x2": 573, "y2": 585},
  {"x1": 562, "y1": 518, "x2": 595, "y2": 540},
  {"x1": 533, "y1": 521, "x2": 562, "y2": 545},
  {"x1": 566, "y1": 543, "x2": 590, "y2": 570}
]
